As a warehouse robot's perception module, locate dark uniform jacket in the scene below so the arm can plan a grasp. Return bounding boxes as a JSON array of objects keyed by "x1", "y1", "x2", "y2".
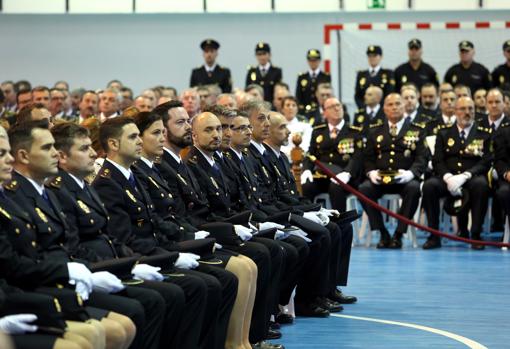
[
  {"x1": 444, "y1": 62, "x2": 492, "y2": 93},
  {"x1": 47, "y1": 170, "x2": 128, "y2": 262},
  {"x1": 354, "y1": 68, "x2": 395, "y2": 108},
  {"x1": 306, "y1": 122, "x2": 364, "y2": 182},
  {"x1": 493, "y1": 121, "x2": 510, "y2": 179},
  {"x1": 352, "y1": 106, "x2": 386, "y2": 134},
  {"x1": 295, "y1": 71, "x2": 331, "y2": 114},
  {"x1": 245, "y1": 64, "x2": 282, "y2": 102},
  {"x1": 394, "y1": 61, "x2": 439, "y2": 92},
  {"x1": 92, "y1": 159, "x2": 179, "y2": 259},
  {"x1": 190, "y1": 65, "x2": 232, "y2": 93},
  {"x1": 364, "y1": 119, "x2": 428, "y2": 178},
  {"x1": 491, "y1": 63, "x2": 510, "y2": 91},
  {"x1": 0, "y1": 190, "x2": 69, "y2": 290},
  {"x1": 432, "y1": 123, "x2": 492, "y2": 178},
  {"x1": 477, "y1": 114, "x2": 510, "y2": 135}
]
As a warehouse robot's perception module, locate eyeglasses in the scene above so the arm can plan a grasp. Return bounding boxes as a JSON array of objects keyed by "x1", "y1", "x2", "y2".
[{"x1": 231, "y1": 125, "x2": 253, "y2": 132}]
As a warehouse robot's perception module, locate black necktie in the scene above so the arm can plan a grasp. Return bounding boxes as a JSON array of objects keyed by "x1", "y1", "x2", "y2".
[
  {"x1": 460, "y1": 130, "x2": 466, "y2": 143},
  {"x1": 128, "y1": 173, "x2": 136, "y2": 188},
  {"x1": 490, "y1": 123, "x2": 496, "y2": 132},
  {"x1": 83, "y1": 184, "x2": 93, "y2": 200},
  {"x1": 41, "y1": 189, "x2": 50, "y2": 204}
]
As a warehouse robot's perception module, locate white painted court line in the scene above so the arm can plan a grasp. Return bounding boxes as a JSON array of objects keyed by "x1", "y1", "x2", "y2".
[{"x1": 330, "y1": 314, "x2": 488, "y2": 349}]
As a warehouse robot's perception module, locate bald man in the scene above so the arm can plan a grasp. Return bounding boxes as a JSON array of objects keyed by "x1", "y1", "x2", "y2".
[
  {"x1": 422, "y1": 97, "x2": 492, "y2": 250},
  {"x1": 359, "y1": 93, "x2": 427, "y2": 249},
  {"x1": 352, "y1": 86, "x2": 385, "y2": 134}
]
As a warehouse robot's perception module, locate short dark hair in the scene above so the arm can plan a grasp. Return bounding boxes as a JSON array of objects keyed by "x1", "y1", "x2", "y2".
[
  {"x1": 421, "y1": 83, "x2": 438, "y2": 92},
  {"x1": 16, "y1": 104, "x2": 48, "y2": 124},
  {"x1": 203, "y1": 105, "x2": 236, "y2": 118},
  {"x1": 120, "y1": 87, "x2": 133, "y2": 99},
  {"x1": 80, "y1": 90, "x2": 98, "y2": 102},
  {"x1": 16, "y1": 89, "x2": 31, "y2": 104},
  {"x1": 31, "y1": 86, "x2": 50, "y2": 94},
  {"x1": 133, "y1": 112, "x2": 162, "y2": 135},
  {"x1": 51, "y1": 122, "x2": 90, "y2": 154},
  {"x1": 99, "y1": 116, "x2": 135, "y2": 153},
  {"x1": 54, "y1": 81, "x2": 69, "y2": 91},
  {"x1": 152, "y1": 100, "x2": 183, "y2": 126},
  {"x1": 8, "y1": 120, "x2": 50, "y2": 155},
  {"x1": 274, "y1": 82, "x2": 289, "y2": 91},
  {"x1": 281, "y1": 96, "x2": 297, "y2": 107},
  {"x1": 15, "y1": 80, "x2": 31, "y2": 93}
]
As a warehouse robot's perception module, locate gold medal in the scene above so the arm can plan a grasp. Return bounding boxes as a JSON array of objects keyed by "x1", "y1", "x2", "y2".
[
  {"x1": 411, "y1": 143, "x2": 416, "y2": 151},
  {"x1": 404, "y1": 149, "x2": 411, "y2": 158},
  {"x1": 342, "y1": 154, "x2": 350, "y2": 162},
  {"x1": 357, "y1": 115, "x2": 364, "y2": 124},
  {"x1": 77, "y1": 200, "x2": 91, "y2": 214},
  {"x1": 447, "y1": 138, "x2": 455, "y2": 147},
  {"x1": 35, "y1": 207, "x2": 48, "y2": 223},
  {"x1": 0, "y1": 207, "x2": 11, "y2": 220},
  {"x1": 377, "y1": 135, "x2": 384, "y2": 143},
  {"x1": 301, "y1": 79, "x2": 308, "y2": 87},
  {"x1": 452, "y1": 75, "x2": 457, "y2": 83},
  {"x1": 360, "y1": 77, "x2": 366, "y2": 86},
  {"x1": 402, "y1": 75, "x2": 407, "y2": 83},
  {"x1": 316, "y1": 135, "x2": 323, "y2": 143},
  {"x1": 382, "y1": 176, "x2": 392, "y2": 184},
  {"x1": 500, "y1": 75, "x2": 505, "y2": 84},
  {"x1": 125, "y1": 190, "x2": 137, "y2": 203},
  {"x1": 250, "y1": 72, "x2": 257, "y2": 81}
]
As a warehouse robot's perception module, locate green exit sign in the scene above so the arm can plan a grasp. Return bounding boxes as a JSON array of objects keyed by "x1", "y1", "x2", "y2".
[{"x1": 367, "y1": 0, "x2": 386, "y2": 9}]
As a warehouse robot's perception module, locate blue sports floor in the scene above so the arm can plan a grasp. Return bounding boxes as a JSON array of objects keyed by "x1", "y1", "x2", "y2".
[{"x1": 279, "y1": 244, "x2": 510, "y2": 348}]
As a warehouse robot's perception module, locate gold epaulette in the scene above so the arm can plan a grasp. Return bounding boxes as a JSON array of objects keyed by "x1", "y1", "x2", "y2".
[
  {"x1": 313, "y1": 124, "x2": 327, "y2": 130},
  {"x1": 4, "y1": 180, "x2": 18, "y2": 191},
  {"x1": 307, "y1": 154, "x2": 317, "y2": 162},
  {"x1": 349, "y1": 125, "x2": 363, "y2": 132},
  {"x1": 188, "y1": 156, "x2": 198, "y2": 165},
  {"x1": 477, "y1": 126, "x2": 491, "y2": 133},
  {"x1": 48, "y1": 176, "x2": 62, "y2": 189},
  {"x1": 411, "y1": 122, "x2": 426, "y2": 129},
  {"x1": 501, "y1": 122, "x2": 510, "y2": 128},
  {"x1": 369, "y1": 120, "x2": 383, "y2": 128},
  {"x1": 99, "y1": 168, "x2": 111, "y2": 179}
]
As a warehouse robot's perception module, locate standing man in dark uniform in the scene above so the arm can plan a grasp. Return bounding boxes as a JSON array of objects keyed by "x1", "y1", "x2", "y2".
[
  {"x1": 295, "y1": 49, "x2": 331, "y2": 115},
  {"x1": 492, "y1": 40, "x2": 510, "y2": 91},
  {"x1": 494, "y1": 112, "x2": 510, "y2": 232},
  {"x1": 422, "y1": 97, "x2": 492, "y2": 250},
  {"x1": 190, "y1": 39, "x2": 232, "y2": 93},
  {"x1": 245, "y1": 43, "x2": 282, "y2": 103},
  {"x1": 359, "y1": 93, "x2": 427, "y2": 249},
  {"x1": 354, "y1": 45, "x2": 395, "y2": 108},
  {"x1": 444, "y1": 41, "x2": 492, "y2": 93},
  {"x1": 394, "y1": 39, "x2": 439, "y2": 92},
  {"x1": 302, "y1": 97, "x2": 363, "y2": 212}
]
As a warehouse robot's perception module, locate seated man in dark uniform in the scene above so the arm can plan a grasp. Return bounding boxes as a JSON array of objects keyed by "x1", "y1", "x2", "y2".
[
  {"x1": 422, "y1": 97, "x2": 492, "y2": 250},
  {"x1": 359, "y1": 93, "x2": 427, "y2": 249}
]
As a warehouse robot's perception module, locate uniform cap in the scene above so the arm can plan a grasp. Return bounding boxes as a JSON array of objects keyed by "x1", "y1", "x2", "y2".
[
  {"x1": 307, "y1": 49, "x2": 321, "y2": 60},
  {"x1": 255, "y1": 42, "x2": 271, "y2": 54},
  {"x1": 200, "y1": 39, "x2": 220, "y2": 50},
  {"x1": 408, "y1": 38, "x2": 422, "y2": 49},
  {"x1": 503, "y1": 40, "x2": 510, "y2": 51},
  {"x1": 459, "y1": 40, "x2": 474, "y2": 51},
  {"x1": 366, "y1": 45, "x2": 383, "y2": 55}
]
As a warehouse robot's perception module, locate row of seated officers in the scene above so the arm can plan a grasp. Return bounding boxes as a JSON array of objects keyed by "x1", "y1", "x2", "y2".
[
  {"x1": 0, "y1": 100, "x2": 358, "y2": 349},
  {"x1": 301, "y1": 86, "x2": 510, "y2": 250}
]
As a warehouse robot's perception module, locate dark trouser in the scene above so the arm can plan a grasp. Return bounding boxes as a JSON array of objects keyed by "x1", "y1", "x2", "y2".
[
  {"x1": 222, "y1": 240, "x2": 274, "y2": 344},
  {"x1": 491, "y1": 184, "x2": 505, "y2": 229},
  {"x1": 88, "y1": 287, "x2": 161, "y2": 349},
  {"x1": 302, "y1": 178, "x2": 352, "y2": 212},
  {"x1": 422, "y1": 176, "x2": 490, "y2": 238},
  {"x1": 496, "y1": 181, "x2": 510, "y2": 222},
  {"x1": 327, "y1": 221, "x2": 353, "y2": 287},
  {"x1": 277, "y1": 236, "x2": 309, "y2": 305},
  {"x1": 358, "y1": 179, "x2": 421, "y2": 234},
  {"x1": 136, "y1": 281, "x2": 186, "y2": 349},
  {"x1": 195, "y1": 264, "x2": 238, "y2": 349}
]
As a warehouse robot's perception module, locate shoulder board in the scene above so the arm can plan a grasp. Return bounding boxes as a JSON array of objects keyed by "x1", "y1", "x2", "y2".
[
  {"x1": 500, "y1": 122, "x2": 510, "y2": 128},
  {"x1": 48, "y1": 176, "x2": 62, "y2": 189},
  {"x1": 477, "y1": 126, "x2": 491, "y2": 133},
  {"x1": 356, "y1": 108, "x2": 364, "y2": 113},
  {"x1": 241, "y1": 148, "x2": 249, "y2": 156},
  {"x1": 313, "y1": 124, "x2": 327, "y2": 130},
  {"x1": 224, "y1": 151, "x2": 232, "y2": 159},
  {"x1": 154, "y1": 156, "x2": 162, "y2": 164},
  {"x1": 349, "y1": 125, "x2": 363, "y2": 132},
  {"x1": 4, "y1": 180, "x2": 18, "y2": 191},
  {"x1": 411, "y1": 122, "x2": 426, "y2": 129},
  {"x1": 369, "y1": 120, "x2": 384, "y2": 128},
  {"x1": 99, "y1": 168, "x2": 111, "y2": 179},
  {"x1": 298, "y1": 72, "x2": 306, "y2": 76},
  {"x1": 188, "y1": 156, "x2": 198, "y2": 165}
]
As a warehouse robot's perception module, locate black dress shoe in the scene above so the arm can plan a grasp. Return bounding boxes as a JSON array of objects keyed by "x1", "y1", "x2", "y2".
[
  {"x1": 275, "y1": 313, "x2": 294, "y2": 324},
  {"x1": 377, "y1": 234, "x2": 391, "y2": 249},
  {"x1": 266, "y1": 328, "x2": 282, "y2": 340},
  {"x1": 422, "y1": 237, "x2": 441, "y2": 250},
  {"x1": 329, "y1": 289, "x2": 357, "y2": 304},
  {"x1": 295, "y1": 302, "x2": 330, "y2": 318},
  {"x1": 317, "y1": 297, "x2": 343, "y2": 312},
  {"x1": 388, "y1": 233, "x2": 402, "y2": 249},
  {"x1": 269, "y1": 321, "x2": 280, "y2": 330}
]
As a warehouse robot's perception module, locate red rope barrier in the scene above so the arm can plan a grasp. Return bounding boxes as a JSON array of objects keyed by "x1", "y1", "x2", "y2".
[{"x1": 313, "y1": 160, "x2": 510, "y2": 248}]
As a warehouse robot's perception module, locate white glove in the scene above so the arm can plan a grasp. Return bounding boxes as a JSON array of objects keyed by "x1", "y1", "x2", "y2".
[
  {"x1": 274, "y1": 230, "x2": 286, "y2": 240},
  {"x1": 302, "y1": 212, "x2": 323, "y2": 225},
  {"x1": 319, "y1": 208, "x2": 340, "y2": 217},
  {"x1": 67, "y1": 262, "x2": 93, "y2": 291},
  {"x1": 368, "y1": 170, "x2": 381, "y2": 185},
  {"x1": 288, "y1": 229, "x2": 312, "y2": 243},
  {"x1": 301, "y1": 170, "x2": 313, "y2": 184},
  {"x1": 315, "y1": 211, "x2": 330, "y2": 226},
  {"x1": 75, "y1": 280, "x2": 90, "y2": 301},
  {"x1": 175, "y1": 253, "x2": 200, "y2": 269},
  {"x1": 492, "y1": 168, "x2": 499, "y2": 181},
  {"x1": 446, "y1": 174, "x2": 468, "y2": 194},
  {"x1": 331, "y1": 171, "x2": 351, "y2": 185},
  {"x1": 394, "y1": 169, "x2": 414, "y2": 184},
  {"x1": 132, "y1": 264, "x2": 164, "y2": 281},
  {"x1": 234, "y1": 225, "x2": 253, "y2": 241},
  {"x1": 214, "y1": 243, "x2": 223, "y2": 250},
  {"x1": 428, "y1": 160, "x2": 433, "y2": 170},
  {"x1": 259, "y1": 222, "x2": 285, "y2": 230},
  {"x1": 0, "y1": 314, "x2": 38, "y2": 334},
  {"x1": 248, "y1": 222, "x2": 258, "y2": 231},
  {"x1": 194, "y1": 231, "x2": 210, "y2": 239},
  {"x1": 91, "y1": 271, "x2": 125, "y2": 293}
]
